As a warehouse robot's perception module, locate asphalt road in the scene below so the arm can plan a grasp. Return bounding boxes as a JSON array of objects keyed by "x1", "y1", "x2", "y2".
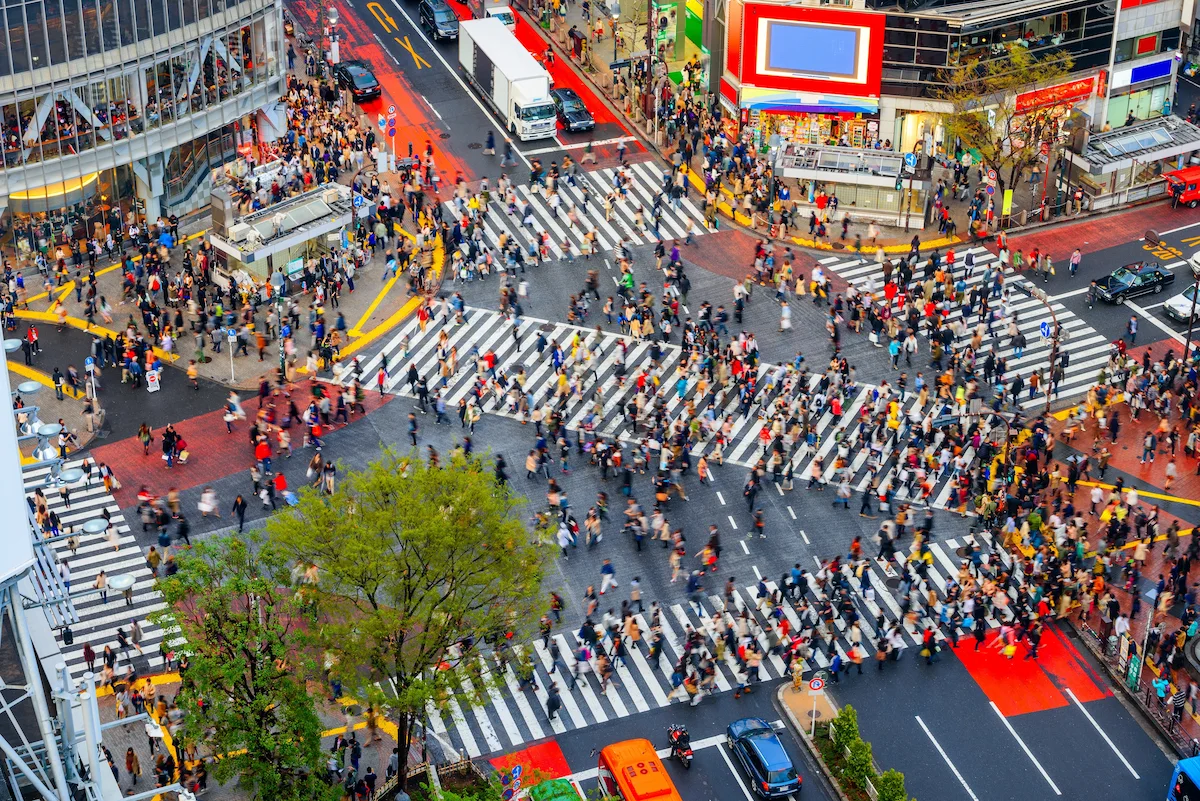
[{"x1": 529, "y1": 684, "x2": 831, "y2": 801}]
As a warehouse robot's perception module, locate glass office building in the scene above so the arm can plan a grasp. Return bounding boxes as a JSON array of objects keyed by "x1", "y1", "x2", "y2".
[{"x1": 0, "y1": 0, "x2": 285, "y2": 256}]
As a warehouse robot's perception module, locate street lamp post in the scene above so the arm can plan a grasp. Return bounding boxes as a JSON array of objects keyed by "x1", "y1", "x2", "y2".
[
  {"x1": 271, "y1": 269, "x2": 287, "y2": 387},
  {"x1": 1024, "y1": 284, "x2": 1067, "y2": 415},
  {"x1": 1185, "y1": 253, "x2": 1200, "y2": 364}
]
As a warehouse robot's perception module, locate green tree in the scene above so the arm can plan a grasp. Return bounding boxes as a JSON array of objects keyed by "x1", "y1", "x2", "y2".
[
  {"x1": 151, "y1": 535, "x2": 337, "y2": 801},
  {"x1": 266, "y1": 450, "x2": 551, "y2": 790},
  {"x1": 936, "y1": 46, "x2": 1074, "y2": 193},
  {"x1": 845, "y1": 739, "x2": 875, "y2": 790},
  {"x1": 831, "y1": 704, "x2": 859, "y2": 753},
  {"x1": 874, "y1": 768, "x2": 911, "y2": 801}
]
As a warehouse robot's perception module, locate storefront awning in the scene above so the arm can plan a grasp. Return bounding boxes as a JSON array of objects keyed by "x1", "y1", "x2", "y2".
[
  {"x1": 737, "y1": 86, "x2": 878, "y2": 116},
  {"x1": 1072, "y1": 115, "x2": 1200, "y2": 175}
]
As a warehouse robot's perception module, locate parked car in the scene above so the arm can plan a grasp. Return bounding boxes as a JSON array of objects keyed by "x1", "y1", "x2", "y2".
[
  {"x1": 1094, "y1": 261, "x2": 1175, "y2": 304},
  {"x1": 1164, "y1": 283, "x2": 1200, "y2": 322},
  {"x1": 333, "y1": 60, "x2": 381, "y2": 102},
  {"x1": 726, "y1": 718, "x2": 802, "y2": 798},
  {"x1": 550, "y1": 87, "x2": 595, "y2": 132},
  {"x1": 420, "y1": 0, "x2": 460, "y2": 40}
]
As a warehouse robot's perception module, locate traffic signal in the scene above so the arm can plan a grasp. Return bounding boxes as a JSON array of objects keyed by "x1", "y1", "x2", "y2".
[{"x1": 895, "y1": 175, "x2": 904, "y2": 191}]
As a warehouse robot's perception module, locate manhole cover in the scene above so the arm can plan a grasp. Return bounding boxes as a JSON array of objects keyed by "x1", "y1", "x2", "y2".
[
  {"x1": 955, "y1": 546, "x2": 970, "y2": 558},
  {"x1": 884, "y1": 577, "x2": 901, "y2": 590},
  {"x1": 806, "y1": 709, "x2": 825, "y2": 720},
  {"x1": 439, "y1": 133, "x2": 452, "y2": 139},
  {"x1": 343, "y1": 704, "x2": 363, "y2": 716},
  {"x1": 468, "y1": 142, "x2": 483, "y2": 149},
  {"x1": 831, "y1": 241, "x2": 845, "y2": 250}
]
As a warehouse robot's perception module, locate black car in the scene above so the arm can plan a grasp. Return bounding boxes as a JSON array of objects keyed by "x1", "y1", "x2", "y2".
[
  {"x1": 550, "y1": 87, "x2": 595, "y2": 132},
  {"x1": 333, "y1": 60, "x2": 381, "y2": 102},
  {"x1": 1094, "y1": 261, "x2": 1176, "y2": 304}
]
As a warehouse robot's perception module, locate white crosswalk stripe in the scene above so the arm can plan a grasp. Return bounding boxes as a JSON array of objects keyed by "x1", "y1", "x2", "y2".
[
  {"x1": 23, "y1": 460, "x2": 180, "y2": 678},
  {"x1": 349, "y1": 306, "x2": 999, "y2": 511},
  {"x1": 442, "y1": 164, "x2": 708, "y2": 261},
  {"x1": 420, "y1": 537, "x2": 1008, "y2": 756},
  {"x1": 818, "y1": 246, "x2": 1108, "y2": 408}
]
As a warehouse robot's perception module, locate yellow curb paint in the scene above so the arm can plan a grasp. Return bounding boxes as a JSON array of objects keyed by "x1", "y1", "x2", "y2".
[
  {"x1": 13, "y1": 308, "x2": 181, "y2": 364},
  {"x1": 1075, "y1": 480, "x2": 1200, "y2": 508},
  {"x1": 348, "y1": 273, "x2": 402, "y2": 338},
  {"x1": 7, "y1": 362, "x2": 85, "y2": 399},
  {"x1": 24, "y1": 231, "x2": 206, "y2": 305},
  {"x1": 685, "y1": 169, "x2": 961, "y2": 252},
  {"x1": 298, "y1": 236, "x2": 444, "y2": 374}
]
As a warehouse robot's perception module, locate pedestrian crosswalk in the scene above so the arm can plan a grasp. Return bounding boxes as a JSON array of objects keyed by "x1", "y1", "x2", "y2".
[
  {"x1": 421, "y1": 532, "x2": 1014, "y2": 759},
  {"x1": 347, "y1": 305, "x2": 993, "y2": 511},
  {"x1": 444, "y1": 162, "x2": 709, "y2": 262},
  {"x1": 816, "y1": 245, "x2": 1110, "y2": 409},
  {"x1": 23, "y1": 461, "x2": 177, "y2": 678}
]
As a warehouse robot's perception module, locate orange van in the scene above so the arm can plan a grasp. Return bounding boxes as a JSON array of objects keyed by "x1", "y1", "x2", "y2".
[{"x1": 596, "y1": 739, "x2": 684, "y2": 801}]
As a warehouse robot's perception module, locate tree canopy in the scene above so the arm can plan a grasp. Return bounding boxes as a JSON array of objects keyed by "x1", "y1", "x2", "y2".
[
  {"x1": 152, "y1": 534, "x2": 337, "y2": 801},
  {"x1": 265, "y1": 449, "x2": 551, "y2": 784},
  {"x1": 937, "y1": 47, "x2": 1074, "y2": 192}
]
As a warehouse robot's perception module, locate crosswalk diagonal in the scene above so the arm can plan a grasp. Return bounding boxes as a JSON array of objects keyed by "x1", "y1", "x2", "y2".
[
  {"x1": 22, "y1": 461, "x2": 179, "y2": 678},
  {"x1": 417, "y1": 536, "x2": 1010, "y2": 758},
  {"x1": 350, "y1": 305, "x2": 1015, "y2": 512},
  {"x1": 817, "y1": 245, "x2": 1108, "y2": 408}
]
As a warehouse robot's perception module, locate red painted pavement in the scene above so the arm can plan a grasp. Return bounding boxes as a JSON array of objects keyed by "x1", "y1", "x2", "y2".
[
  {"x1": 290, "y1": 0, "x2": 476, "y2": 182},
  {"x1": 1003, "y1": 203, "x2": 1200, "y2": 262},
  {"x1": 952, "y1": 622, "x2": 1107, "y2": 717},
  {"x1": 92, "y1": 382, "x2": 391, "y2": 507},
  {"x1": 489, "y1": 741, "x2": 572, "y2": 780}
]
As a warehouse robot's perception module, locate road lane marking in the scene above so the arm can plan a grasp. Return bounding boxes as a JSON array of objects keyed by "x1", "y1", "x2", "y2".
[
  {"x1": 395, "y1": 34, "x2": 432, "y2": 69},
  {"x1": 524, "y1": 136, "x2": 638, "y2": 155},
  {"x1": 717, "y1": 491, "x2": 726, "y2": 505},
  {"x1": 753, "y1": 565, "x2": 762, "y2": 579},
  {"x1": 1048, "y1": 286, "x2": 1090, "y2": 301},
  {"x1": 740, "y1": 541, "x2": 750, "y2": 554},
  {"x1": 420, "y1": 93, "x2": 443, "y2": 120},
  {"x1": 787, "y1": 505, "x2": 796, "y2": 519},
  {"x1": 717, "y1": 739, "x2": 757, "y2": 801},
  {"x1": 800, "y1": 530, "x2": 810, "y2": 545},
  {"x1": 1123, "y1": 299, "x2": 1184, "y2": 343},
  {"x1": 387, "y1": 0, "x2": 533, "y2": 169},
  {"x1": 1065, "y1": 689, "x2": 1140, "y2": 779},
  {"x1": 916, "y1": 715, "x2": 980, "y2": 801},
  {"x1": 727, "y1": 515, "x2": 737, "y2": 529},
  {"x1": 989, "y1": 701, "x2": 1061, "y2": 795}
]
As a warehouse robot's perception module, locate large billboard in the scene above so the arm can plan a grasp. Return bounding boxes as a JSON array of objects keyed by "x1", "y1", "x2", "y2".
[
  {"x1": 730, "y1": 3, "x2": 884, "y2": 99},
  {"x1": 0, "y1": 346, "x2": 35, "y2": 586}
]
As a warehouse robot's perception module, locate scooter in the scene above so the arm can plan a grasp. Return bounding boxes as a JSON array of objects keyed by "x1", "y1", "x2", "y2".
[{"x1": 667, "y1": 724, "x2": 693, "y2": 769}]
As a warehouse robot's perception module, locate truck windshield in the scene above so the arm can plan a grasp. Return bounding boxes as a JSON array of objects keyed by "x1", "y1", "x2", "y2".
[
  {"x1": 520, "y1": 103, "x2": 555, "y2": 121},
  {"x1": 491, "y1": 10, "x2": 514, "y2": 24}
]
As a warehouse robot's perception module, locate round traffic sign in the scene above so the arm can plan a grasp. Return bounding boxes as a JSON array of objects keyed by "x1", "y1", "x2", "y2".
[
  {"x1": 511, "y1": 766, "x2": 522, "y2": 778},
  {"x1": 986, "y1": 185, "x2": 995, "y2": 196},
  {"x1": 387, "y1": 127, "x2": 396, "y2": 138},
  {"x1": 388, "y1": 104, "x2": 396, "y2": 115},
  {"x1": 808, "y1": 677, "x2": 825, "y2": 692},
  {"x1": 987, "y1": 169, "x2": 997, "y2": 181}
]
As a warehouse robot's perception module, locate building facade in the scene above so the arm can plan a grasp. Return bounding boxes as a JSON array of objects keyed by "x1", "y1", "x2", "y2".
[{"x1": 0, "y1": 0, "x2": 287, "y2": 257}]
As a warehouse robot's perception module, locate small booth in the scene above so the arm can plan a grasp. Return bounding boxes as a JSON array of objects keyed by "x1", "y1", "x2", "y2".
[
  {"x1": 775, "y1": 143, "x2": 927, "y2": 227},
  {"x1": 206, "y1": 183, "x2": 353, "y2": 295},
  {"x1": 1068, "y1": 116, "x2": 1200, "y2": 211}
]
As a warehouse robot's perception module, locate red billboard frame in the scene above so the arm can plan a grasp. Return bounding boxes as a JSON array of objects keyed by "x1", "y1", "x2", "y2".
[{"x1": 735, "y1": 3, "x2": 884, "y2": 99}]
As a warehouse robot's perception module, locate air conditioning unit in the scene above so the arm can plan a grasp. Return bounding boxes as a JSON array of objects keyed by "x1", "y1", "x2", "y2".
[
  {"x1": 227, "y1": 222, "x2": 251, "y2": 243},
  {"x1": 322, "y1": 188, "x2": 341, "y2": 204}
]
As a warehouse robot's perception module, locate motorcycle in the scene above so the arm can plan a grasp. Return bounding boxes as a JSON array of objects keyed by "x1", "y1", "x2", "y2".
[{"x1": 667, "y1": 724, "x2": 693, "y2": 769}]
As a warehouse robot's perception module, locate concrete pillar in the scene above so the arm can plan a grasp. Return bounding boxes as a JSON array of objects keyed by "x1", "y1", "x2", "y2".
[{"x1": 134, "y1": 152, "x2": 166, "y2": 221}]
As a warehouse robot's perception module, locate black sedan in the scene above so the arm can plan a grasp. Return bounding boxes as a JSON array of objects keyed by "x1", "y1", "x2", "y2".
[
  {"x1": 1094, "y1": 261, "x2": 1175, "y2": 304},
  {"x1": 550, "y1": 88, "x2": 595, "y2": 133},
  {"x1": 727, "y1": 718, "x2": 802, "y2": 798},
  {"x1": 333, "y1": 60, "x2": 381, "y2": 103}
]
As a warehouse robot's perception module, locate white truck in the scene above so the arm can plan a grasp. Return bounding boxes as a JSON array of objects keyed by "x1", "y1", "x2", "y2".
[
  {"x1": 467, "y1": 0, "x2": 515, "y2": 30},
  {"x1": 458, "y1": 18, "x2": 556, "y2": 142}
]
